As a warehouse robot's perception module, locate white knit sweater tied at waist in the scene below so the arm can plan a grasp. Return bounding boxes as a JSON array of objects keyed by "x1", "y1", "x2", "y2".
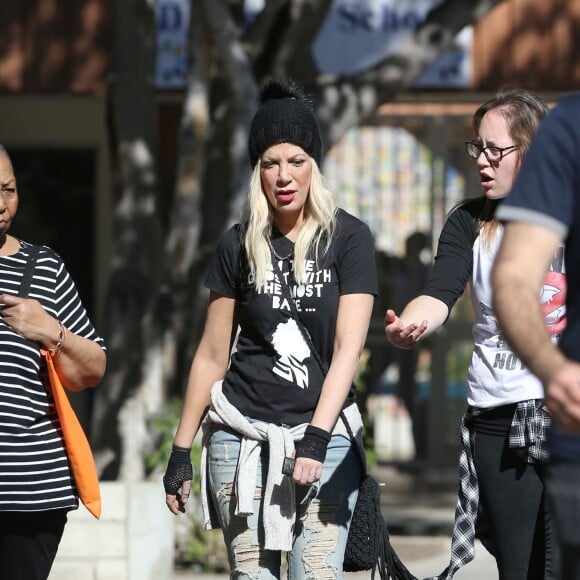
[{"x1": 200, "y1": 380, "x2": 363, "y2": 551}]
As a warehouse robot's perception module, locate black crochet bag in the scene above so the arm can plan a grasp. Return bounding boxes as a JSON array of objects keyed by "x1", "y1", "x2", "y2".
[
  {"x1": 343, "y1": 474, "x2": 382, "y2": 571},
  {"x1": 343, "y1": 471, "x2": 416, "y2": 579}
]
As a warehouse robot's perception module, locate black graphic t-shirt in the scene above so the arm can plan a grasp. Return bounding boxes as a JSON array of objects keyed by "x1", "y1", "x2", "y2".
[{"x1": 205, "y1": 209, "x2": 378, "y2": 425}]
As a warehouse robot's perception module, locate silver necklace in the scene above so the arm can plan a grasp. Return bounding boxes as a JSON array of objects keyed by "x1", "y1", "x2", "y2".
[{"x1": 268, "y1": 238, "x2": 293, "y2": 261}]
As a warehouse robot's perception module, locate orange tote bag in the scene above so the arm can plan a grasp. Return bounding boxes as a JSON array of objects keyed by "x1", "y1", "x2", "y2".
[{"x1": 44, "y1": 351, "x2": 102, "y2": 518}]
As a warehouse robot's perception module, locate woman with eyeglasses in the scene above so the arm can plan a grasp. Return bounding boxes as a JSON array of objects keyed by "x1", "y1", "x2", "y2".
[{"x1": 385, "y1": 89, "x2": 562, "y2": 580}]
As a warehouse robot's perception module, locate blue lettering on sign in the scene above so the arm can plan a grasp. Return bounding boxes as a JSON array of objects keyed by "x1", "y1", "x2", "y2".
[
  {"x1": 158, "y1": 2, "x2": 183, "y2": 32},
  {"x1": 382, "y1": 7, "x2": 422, "y2": 31},
  {"x1": 336, "y1": 6, "x2": 374, "y2": 31},
  {"x1": 337, "y1": 5, "x2": 423, "y2": 33}
]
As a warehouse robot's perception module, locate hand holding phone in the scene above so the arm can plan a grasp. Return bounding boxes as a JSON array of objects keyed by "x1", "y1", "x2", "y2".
[{"x1": 282, "y1": 457, "x2": 295, "y2": 476}]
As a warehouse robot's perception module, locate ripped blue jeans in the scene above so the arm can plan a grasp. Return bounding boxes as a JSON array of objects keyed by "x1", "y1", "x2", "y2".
[{"x1": 207, "y1": 427, "x2": 361, "y2": 580}]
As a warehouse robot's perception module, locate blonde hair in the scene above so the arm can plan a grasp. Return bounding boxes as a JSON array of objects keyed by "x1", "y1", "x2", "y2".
[{"x1": 243, "y1": 157, "x2": 337, "y2": 288}]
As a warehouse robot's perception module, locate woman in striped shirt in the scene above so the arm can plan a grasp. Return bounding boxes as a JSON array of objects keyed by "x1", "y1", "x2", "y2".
[{"x1": 0, "y1": 146, "x2": 106, "y2": 580}]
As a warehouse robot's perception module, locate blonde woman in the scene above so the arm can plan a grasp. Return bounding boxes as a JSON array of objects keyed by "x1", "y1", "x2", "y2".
[{"x1": 164, "y1": 79, "x2": 377, "y2": 579}]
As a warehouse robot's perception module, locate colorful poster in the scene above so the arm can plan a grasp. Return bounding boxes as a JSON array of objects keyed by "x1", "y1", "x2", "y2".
[{"x1": 323, "y1": 124, "x2": 465, "y2": 256}]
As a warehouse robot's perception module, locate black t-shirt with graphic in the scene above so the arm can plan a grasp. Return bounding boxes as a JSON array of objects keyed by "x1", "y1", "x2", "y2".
[{"x1": 205, "y1": 209, "x2": 378, "y2": 425}]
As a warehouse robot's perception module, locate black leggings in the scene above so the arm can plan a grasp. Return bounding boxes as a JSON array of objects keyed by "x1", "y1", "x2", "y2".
[
  {"x1": 472, "y1": 409, "x2": 559, "y2": 580},
  {"x1": 0, "y1": 509, "x2": 68, "y2": 580}
]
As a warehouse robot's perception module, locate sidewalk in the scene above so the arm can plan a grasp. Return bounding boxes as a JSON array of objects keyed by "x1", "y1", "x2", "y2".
[
  {"x1": 172, "y1": 463, "x2": 499, "y2": 579},
  {"x1": 171, "y1": 539, "x2": 497, "y2": 579},
  {"x1": 375, "y1": 463, "x2": 459, "y2": 536}
]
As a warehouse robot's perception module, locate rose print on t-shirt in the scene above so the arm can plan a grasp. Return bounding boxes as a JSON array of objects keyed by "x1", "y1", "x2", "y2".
[
  {"x1": 271, "y1": 319, "x2": 310, "y2": 388},
  {"x1": 541, "y1": 280, "x2": 566, "y2": 336},
  {"x1": 541, "y1": 245, "x2": 566, "y2": 336}
]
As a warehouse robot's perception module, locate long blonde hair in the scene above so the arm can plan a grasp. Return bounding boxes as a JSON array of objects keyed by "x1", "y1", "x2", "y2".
[{"x1": 242, "y1": 157, "x2": 337, "y2": 288}]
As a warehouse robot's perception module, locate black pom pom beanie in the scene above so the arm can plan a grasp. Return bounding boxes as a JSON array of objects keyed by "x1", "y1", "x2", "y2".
[{"x1": 248, "y1": 79, "x2": 323, "y2": 168}]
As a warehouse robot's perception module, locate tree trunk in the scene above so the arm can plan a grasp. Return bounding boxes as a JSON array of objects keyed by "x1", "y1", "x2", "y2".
[{"x1": 92, "y1": 0, "x2": 162, "y2": 481}]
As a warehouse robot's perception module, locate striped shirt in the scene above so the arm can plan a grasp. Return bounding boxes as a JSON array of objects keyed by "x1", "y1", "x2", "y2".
[{"x1": 0, "y1": 242, "x2": 105, "y2": 512}]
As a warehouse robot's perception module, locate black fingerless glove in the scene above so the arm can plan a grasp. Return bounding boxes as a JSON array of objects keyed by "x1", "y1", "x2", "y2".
[
  {"x1": 294, "y1": 425, "x2": 331, "y2": 464},
  {"x1": 163, "y1": 445, "x2": 193, "y2": 494}
]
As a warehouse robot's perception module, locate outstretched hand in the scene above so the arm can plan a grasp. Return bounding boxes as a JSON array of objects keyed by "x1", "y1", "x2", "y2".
[{"x1": 384, "y1": 309, "x2": 428, "y2": 349}]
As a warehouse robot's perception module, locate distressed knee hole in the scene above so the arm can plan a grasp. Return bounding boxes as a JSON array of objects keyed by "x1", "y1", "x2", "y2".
[
  {"x1": 231, "y1": 518, "x2": 268, "y2": 579},
  {"x1": 216, "y1": 483, "x2": 268, "y2": 579},
  {"x1": 302, "y1": 500, "x2": 341, "y2": 579}
]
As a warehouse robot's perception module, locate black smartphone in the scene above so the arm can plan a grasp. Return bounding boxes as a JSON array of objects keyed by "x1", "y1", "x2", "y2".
[{"x1": 282, "y1": 457, "x2": 295, "y2": 476}]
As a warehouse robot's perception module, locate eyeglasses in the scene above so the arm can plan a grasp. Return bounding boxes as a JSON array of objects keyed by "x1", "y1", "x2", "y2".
[{"x1": 465, "y1": 141, "x2": 518, "y2": 163}]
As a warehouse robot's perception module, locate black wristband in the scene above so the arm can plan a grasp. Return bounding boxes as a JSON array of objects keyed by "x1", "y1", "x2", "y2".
[
  {"x1": 170, "y1": 445, "x2": 192, "y2": 462},
  {"x1": 304, "y1": 425, "x2": 331, "y2": 443},
  {"x1": 295, "y1": 425, "x2": 331, "y2": 464}
]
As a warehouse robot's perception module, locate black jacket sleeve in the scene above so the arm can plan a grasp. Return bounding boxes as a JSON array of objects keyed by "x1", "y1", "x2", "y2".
[{"x1": 421, "y1": 198, "x2": 483, "y2": 311}]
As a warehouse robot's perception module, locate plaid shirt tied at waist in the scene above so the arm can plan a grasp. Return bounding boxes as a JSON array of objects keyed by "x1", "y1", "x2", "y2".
[{"x1": 424, "y1": 399, "x2": 550, "y2": 580}]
